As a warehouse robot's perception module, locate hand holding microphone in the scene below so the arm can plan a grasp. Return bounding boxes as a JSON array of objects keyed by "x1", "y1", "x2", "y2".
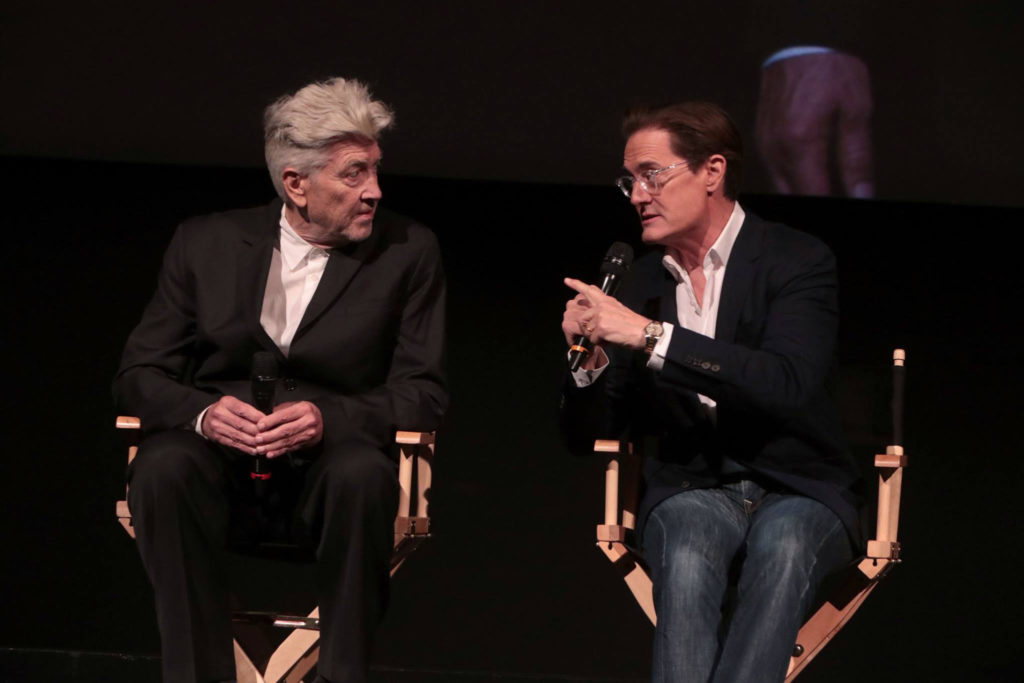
[
  {"x1": 564, "y1": 242, "x2": 636, "y2": 371},
  {"x1": 250, "y1": 352, "x2": 279, "y2": 481},
  {"x1": 250, "y1": 351, "x2": 324, "y2": 459}
]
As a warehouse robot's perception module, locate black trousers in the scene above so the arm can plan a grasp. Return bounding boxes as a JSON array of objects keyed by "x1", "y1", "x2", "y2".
[{"x1": 127, "y1": 430, "x2": 399, "y2": 683}]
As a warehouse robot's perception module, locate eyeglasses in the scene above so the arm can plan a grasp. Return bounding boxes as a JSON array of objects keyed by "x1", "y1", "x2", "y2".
[{"x1": 615, "y1": 161, "x2": 688, "y2": 197}]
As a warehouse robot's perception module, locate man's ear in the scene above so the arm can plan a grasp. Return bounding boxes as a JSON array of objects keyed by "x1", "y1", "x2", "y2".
[
  {"x1": 282, "y1": 168, "x2": 307, "y2": 208},
  {"x1": 704, "y1": 154, "x2": 727, "y2": 196}
]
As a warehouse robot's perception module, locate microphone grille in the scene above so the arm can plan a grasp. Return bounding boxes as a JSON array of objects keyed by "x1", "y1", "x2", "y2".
[{"x1": 600, "y1": 241, "x2": 634, "y2": 277}]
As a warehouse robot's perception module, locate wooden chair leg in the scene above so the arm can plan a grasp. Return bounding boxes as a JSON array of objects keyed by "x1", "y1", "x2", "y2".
[
  {"x1": 594, "y1": 440, "x2": 657, "y2": 624},
  {"x1": 261, "y1": 607, "x2": 321, "y2": 683},
  {"x1": 234, "y1": 640, "x2": 265, "y2": 683},
  {"x1": 785, "y1": 558, "x2": 892, "y2": 680}
]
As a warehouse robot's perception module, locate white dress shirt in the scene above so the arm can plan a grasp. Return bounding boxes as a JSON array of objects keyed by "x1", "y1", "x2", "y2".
[
  {"x1": 259, "y1": 206, "x2": 331, "y2": 357},
  {"x1": 196, "y1": 206, "x2": 329, "y2": 434}
]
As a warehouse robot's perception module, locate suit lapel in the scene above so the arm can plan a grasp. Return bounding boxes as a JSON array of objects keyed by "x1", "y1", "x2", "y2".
[
  {"x1": 715, "y1": 214, "x2": 763, "y2": 344},
  {"x1": 658, "y1": 268, "x2": 680, "y2": 328},
  {"x1": 239, "y1": 202, "x2": 283, "y2": 357},
  {"x1": 293, "y1": 234, "x2": 376, "y2": 341},
  {"x1": 641, "y1": 256, "x2": 701, "y2": 412},
  {"x1": 632, "y1": 255, "x2": 678, "y2": 327}
]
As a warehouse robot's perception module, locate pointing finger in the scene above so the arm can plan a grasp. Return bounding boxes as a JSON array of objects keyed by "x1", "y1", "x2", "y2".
[{"x1": 563, "y1": 278, "x2": 604, "y2": 303}]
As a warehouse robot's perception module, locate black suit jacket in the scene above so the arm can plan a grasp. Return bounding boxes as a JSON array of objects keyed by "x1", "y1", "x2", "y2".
[
  {"x1": 563, "y1": 211, "x2": 863, "y2": 545},
  {"x1": 114, "y1": 200, "x2": 448, "y2": 452}
]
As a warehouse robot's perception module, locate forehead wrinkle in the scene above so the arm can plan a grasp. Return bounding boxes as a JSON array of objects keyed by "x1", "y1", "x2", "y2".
[{"x1": 328, "y1": 144, "x2": 381, "y2": 167}]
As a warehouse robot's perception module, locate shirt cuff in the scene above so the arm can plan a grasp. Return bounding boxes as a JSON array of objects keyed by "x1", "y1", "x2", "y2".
[
  {"x1": 194, "y1": 405, "x2": 213, "y2": 438},
  {"x1": 645, "y1": 322, "x2": 674, "y2": 372},
  {"x1": 569, "y1": 348, "x2": 609, "y2": 387}
]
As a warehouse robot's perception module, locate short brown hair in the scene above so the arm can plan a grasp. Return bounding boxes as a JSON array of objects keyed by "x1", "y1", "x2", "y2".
[{"x1": 623, "y1": 102, "x2": 743, "y2": 200}]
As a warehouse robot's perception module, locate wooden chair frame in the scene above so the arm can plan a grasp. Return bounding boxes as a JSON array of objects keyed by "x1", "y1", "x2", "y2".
[
  {"x1": 115, "y1": 419, "x2": 436, "y2": 683},
  {"x1": 594, "y1": 350, "x2": 907, "y2": 680}
]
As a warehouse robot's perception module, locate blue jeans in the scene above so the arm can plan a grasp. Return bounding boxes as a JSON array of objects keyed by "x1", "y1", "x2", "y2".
[{"x1": 643, "y1": 480, "x2": 852, "y2": 683}]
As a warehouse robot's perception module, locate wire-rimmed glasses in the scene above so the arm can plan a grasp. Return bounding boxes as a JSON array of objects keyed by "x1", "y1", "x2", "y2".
[{"x1": 615, "y1": 161, "x2": 688, "y2": 197}]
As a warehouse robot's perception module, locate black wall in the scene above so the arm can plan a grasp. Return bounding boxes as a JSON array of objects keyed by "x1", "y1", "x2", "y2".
[
  {"x1": 1, "y1": 156, "x2": 1021, "y2": 681},
  {"x1": 2, "y1": 2, "x2": 1022, "y2": 205}
]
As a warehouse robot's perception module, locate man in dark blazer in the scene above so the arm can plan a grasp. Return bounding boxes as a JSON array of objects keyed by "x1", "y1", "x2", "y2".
[
  {"x1": 561, "y1": 102, "x2": 862, "y2": 683},
  {"x1": 114, "y1": 78, "x2": 446, "y2": 683}
]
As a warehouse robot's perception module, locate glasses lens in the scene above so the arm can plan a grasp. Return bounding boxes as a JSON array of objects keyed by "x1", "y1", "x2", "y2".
[
  {"x1": 644, "y1": 171, "x2": 659, "y2": 194},
  {"x1": 616, "y1": 176, "x2": 634, "y2": 197}
]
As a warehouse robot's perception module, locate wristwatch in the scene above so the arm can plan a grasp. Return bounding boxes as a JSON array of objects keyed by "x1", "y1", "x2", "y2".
[{"x1": 643, "y1": 320, "x2": 664, "y2": 355}]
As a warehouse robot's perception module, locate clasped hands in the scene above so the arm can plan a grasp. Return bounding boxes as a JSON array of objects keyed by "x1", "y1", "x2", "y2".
[
  {"x1": 561, "y1": 277, "x2": 651, "y2": 370},
  {"x1": 201, "y1": 396, "x2": 323, "y2": 458}
]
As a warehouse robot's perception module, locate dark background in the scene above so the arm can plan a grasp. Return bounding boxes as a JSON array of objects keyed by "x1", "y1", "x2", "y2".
[
  {"x1": 2, "y1": 1, "x2": 1022, "y2": 204},
  {"x1": 1, "y1": 2, "x2": 1023, "y2": 681}
]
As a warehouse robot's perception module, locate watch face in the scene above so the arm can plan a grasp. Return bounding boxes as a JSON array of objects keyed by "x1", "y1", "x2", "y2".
[{"x1": 645, "y1": 321, "x2": 664, "y2": 337}]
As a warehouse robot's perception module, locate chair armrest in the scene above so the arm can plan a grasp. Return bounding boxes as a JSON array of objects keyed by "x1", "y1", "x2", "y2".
[
  {"x1": 116, "y1": 416, "x2": 141, "y2": 430},
  {"x1": 396, "y1": 430, "x2": 434, "y2": 445},
  {"x1": 594, "y1": 440, "x2": 638, "y2": 530},
  {"x1": 395, "y1": 431, "x2": 435, "y2": 522}
]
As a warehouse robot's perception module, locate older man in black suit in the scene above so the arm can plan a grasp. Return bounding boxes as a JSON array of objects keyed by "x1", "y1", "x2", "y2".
[
  {"x1": 115, "y1": 77, "x2": 447, "y2": 683},
  {"x1": 561, "y1": 102, "x2": 862, "y2": 683}
]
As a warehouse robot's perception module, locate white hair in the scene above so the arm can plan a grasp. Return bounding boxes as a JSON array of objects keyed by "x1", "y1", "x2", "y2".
[{"x1": 263, "y1": 77, "x2": 394, "y2": 201}]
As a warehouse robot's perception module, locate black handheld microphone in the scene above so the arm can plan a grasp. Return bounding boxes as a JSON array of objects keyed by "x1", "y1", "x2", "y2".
[
  {"x1": 250, "y1": 351, "x2": 278, "y2": 483},
  {"x1": 568, "y1": 242, "x2": 634, "y2": 372}
]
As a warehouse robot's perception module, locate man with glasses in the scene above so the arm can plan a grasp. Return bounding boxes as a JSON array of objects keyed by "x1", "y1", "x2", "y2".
[
  {"x1": 115, "y1": 77, "x2": 447, "y2": 683},
  {"x1": 561, "y1": 102, "x2": 862, "y2": 682}
]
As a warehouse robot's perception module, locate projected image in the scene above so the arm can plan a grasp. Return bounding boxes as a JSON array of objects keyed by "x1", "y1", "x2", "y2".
[
  {"x1": 1, "y1": 3, "x2": 1018, "y2": 206},
  {"x1": 755, "y1": 47, "x2": 874, "y2": 199}
]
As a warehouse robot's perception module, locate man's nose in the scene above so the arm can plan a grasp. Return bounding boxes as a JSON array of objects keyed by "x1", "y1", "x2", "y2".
[
  {"x1": 630, "y1": 181, "x2": 651, "y2": 205},
  {"x1": 363, "y1": 171, "x2": 382, "y2": 202}
]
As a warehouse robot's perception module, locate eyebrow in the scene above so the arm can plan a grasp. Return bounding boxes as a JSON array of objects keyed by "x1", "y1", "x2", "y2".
[
  {"x1": 340, "y1": 157, "x2": 382, "y2": 172},
  {"x1": 621, "y1": 160, "x2": 662, "y2": 174}
]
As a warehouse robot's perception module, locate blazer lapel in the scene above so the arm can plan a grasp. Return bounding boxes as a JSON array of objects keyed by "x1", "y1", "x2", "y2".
[
  {"x1": 658, "y1": 269, "x2": 679, "y2": 328},
  {"x1": 239, "y1": 203, "x2": 283, "y2": 356},
  {"x1": 634, "y1": 257, "x2": 678, "y2": 327},
  {"x1": 643, "y1": 257, "x2": 701, "y2": 413},
  {"x1": 293, "y1": 235, "x2": 376, "y2": 340},
  {"x1": 715, "y1": 214, "x2": 763, "y2": 344}
]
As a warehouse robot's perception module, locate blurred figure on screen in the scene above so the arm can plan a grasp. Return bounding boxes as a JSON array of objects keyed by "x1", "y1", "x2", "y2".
[{"x1": 756, "y1": 47, "x2": 875, "y2": 198}]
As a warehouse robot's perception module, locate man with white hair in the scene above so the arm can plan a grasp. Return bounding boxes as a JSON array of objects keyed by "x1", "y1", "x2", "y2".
[{"x1": 115, "y1": 77, "x2": 447, "y2": 683}]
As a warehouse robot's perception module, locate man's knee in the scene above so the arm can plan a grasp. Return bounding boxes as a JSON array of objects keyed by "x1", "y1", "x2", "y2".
[
  {"x1": 645, "y1": 490, "x2": 741, "y2": 587},
  {"x1": 745, "y1": 500, "x2": 847, "y2": 587},
  {"x1": 128, "y1": 430, "x2": 222, "y2": 503}
]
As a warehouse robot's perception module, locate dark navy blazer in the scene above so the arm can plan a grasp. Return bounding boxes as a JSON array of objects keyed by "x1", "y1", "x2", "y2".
[{"x1": 562, "y1": 211, "x2": 864, "y2": 547}]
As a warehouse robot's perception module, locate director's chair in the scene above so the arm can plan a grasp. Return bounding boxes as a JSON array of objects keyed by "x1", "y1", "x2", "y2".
[
  {"x1": 594, "y1": 349, "x2": 908, "y2": 680},
  {"x1": 115, "y1": 420, "x2": 436, "y2": 683}
]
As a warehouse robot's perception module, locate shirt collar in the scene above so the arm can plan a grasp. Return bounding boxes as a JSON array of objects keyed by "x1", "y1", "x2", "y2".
[
  {"x1": 278, "y1": 205, "x2": 327, "y2": 271},
  {"x1": 710, "y1": 202, "x2": 745, "y2": 269},
  {"x1": 661, "y1": 202, "x2": 746, "y2": 280}
]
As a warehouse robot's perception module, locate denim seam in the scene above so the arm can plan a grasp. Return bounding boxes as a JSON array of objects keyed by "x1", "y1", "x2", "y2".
[{"x1": 794, "y1": 516, "x2": 845, "y2": 609}]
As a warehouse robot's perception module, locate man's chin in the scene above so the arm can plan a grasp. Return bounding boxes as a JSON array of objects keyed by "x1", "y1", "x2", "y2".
[
  {"x1": 344, "y1": 219, "x2": 374, "y2": 243},
  {"x1": 640, "y1": 224, "x2": 665, "y2": 245}
]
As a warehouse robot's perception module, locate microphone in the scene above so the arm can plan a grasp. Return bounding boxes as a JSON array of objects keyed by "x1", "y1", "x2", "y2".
[
  {"x1": 250, "y1": 351, "x2": 278, "y2": 483},
  {"x1": 568, "y1": 242, "x2": 634, "y2": 372}
]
